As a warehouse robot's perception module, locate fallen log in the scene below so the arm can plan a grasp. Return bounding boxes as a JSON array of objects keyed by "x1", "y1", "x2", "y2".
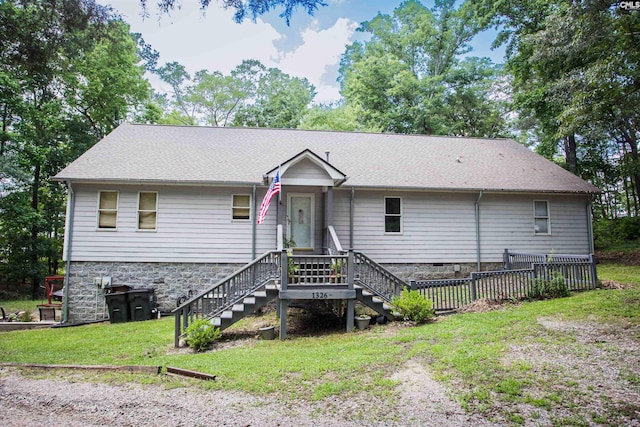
[
  {"x1": 0, "y1": 363, "x2": 216, "y2": 381},
  {"x1": 0, "y1": 362, "x2": 161, "y2": 374},
  {"x1": 165, "y1": 366, "x2": 216, "y2": 381}
]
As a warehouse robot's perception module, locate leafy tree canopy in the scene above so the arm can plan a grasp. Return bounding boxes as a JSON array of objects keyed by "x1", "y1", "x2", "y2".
[
  {"x1": 139, "y1": 0, "x2": 326, "y2": 24},
  {"x1": 0, "y1": 0, "x2": 152, "y2": 296},
  {"x1": 339, "y1": 0, "x2": 508, "y2": 137},
  {"x1": 155, "y1": 59, "x2": 315, "y2": 128}
]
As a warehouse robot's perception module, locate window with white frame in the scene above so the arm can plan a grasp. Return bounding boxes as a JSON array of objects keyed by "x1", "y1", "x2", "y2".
[
  {"x1": 138, "y1": 192, "x2": 157, "y2": 230},
  {"x1": 385, "y1": 197, "x2": 402, "y2": 233},
  {"x1": 533, "y1": 200, "x2": 550, "y2": 235},
  {"x1": 232, "y1": 194, "x2": 251, "y2": 220},
  {"x1": 97, "y1": 191, "x2": 118, "y2": 229}
]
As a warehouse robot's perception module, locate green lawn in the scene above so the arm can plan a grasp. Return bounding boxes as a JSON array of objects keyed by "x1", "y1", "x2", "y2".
[{"x1": 1, "y1": 263, "x2": 639, "y2": 425}]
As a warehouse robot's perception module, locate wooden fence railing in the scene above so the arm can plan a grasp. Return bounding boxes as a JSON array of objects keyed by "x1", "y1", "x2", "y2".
[
  {"x1": 412, "y1": 252, "x2": 597, "y2": 312},
  {"x1": 354, "y1": 251, "x2": 406, "y2": 302},
  {"x1": 503, "y1": 249, "x2": 593, "y2": 270},
  {"x1": 172, "y1": 250, "x2": 280, "y2": 347}
]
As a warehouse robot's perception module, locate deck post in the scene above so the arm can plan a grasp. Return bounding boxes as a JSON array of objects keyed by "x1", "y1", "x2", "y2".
[
  {"x1": 174, "y1": 311, "x2": 180, "y2": 348},
  {"x1": 503, "y1": 249, "x2": 511, "y2": 270},
  {"x1": 470, "y1": 272, "x2": 477, "y2": 301},
  {"x1": 280, "y1": 249, "x2": 288, "y2": 339},
  {"x1": 279, "y1": 299, "x2": 288, "y2": 339},
  {"x1": 589, "y1": 253, "x2": 597, "y2": 289},
  {"x1": 346, "y1": 249, "x2": 355, "y2": 331},
  {"x1": 346, "y1": 299, "x2": 354, "y2": 331}
]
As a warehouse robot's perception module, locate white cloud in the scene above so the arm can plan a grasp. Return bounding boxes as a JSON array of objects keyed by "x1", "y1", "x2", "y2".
[
  {"x1": 274, "y1": 18, "x2": 358, "y2": 103},
  {"x1": 118, "y1": 5, "x2": 282, "y2": 73},
  {"x1": 108, "y1": 1, "x2": 357, "y2": 103}
]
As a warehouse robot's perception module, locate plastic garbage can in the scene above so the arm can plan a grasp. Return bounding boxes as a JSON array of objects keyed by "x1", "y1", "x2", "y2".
[
  {"x1": 128, "y1": 288, "x2": 157, "y2": 321},
  {"x1": 105, "y1": 292, "x2": 130, "y2": 323}
]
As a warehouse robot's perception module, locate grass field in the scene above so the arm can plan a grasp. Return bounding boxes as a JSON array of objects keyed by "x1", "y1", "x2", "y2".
[{"x1": 1, "y1": 263, "x2": 639, "y2": 425}]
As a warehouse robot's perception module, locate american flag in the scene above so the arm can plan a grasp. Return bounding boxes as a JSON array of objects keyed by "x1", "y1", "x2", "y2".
[{"x1": 257, "y1": 171, "x2": 280, "y2": 224}]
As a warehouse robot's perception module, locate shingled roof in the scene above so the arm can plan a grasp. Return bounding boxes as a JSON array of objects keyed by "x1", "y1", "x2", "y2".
[{"x1": 54, "y1": 123, "x2": 599, "y2": 194}]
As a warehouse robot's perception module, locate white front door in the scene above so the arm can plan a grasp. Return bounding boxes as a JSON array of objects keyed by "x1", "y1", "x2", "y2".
[{"x1": 288, "y1": 193, "x2": 314, "y2": 250}]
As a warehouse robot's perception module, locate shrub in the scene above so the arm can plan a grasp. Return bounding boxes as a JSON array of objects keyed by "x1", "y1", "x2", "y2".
[
  {"x1": 184, "y1": 318, "x2": 221, "y2": 352},
  {"x1": 391, "y1": 287, "x2": 434, "y2": 323},
  {"x1": 528, "y1": 274, "x2": 570, "y2": 300},
  {"x1": 18, "y1": 310, "x2": 33, "y2": 322},
  {"x1": 594, "y1": 216, "x2": 640, "y2": 249}
]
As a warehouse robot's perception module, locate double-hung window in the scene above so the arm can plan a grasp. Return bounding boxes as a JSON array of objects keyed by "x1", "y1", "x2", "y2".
[
  {"x1": 385, "y1": 197, "x2": 402, "y2": 233},
  {"x1": 138, "y1": 192, "x2": 158, "y2": 230},
  {"x1": 97, "y1": 191, "x2": 118, "y2": 229},
  {"x1": 232, "y1": 194, "x2": 251, "y2": 220},
  {"x1": 533, "y1": 200, "x2": 550, "y2": 235}
]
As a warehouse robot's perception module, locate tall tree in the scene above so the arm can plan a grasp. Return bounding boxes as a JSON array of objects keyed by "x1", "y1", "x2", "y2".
[
  {"x1": 189, "y1": 60, "x2": 264, "y2": 127},
  {"x1": 0, "y1": 0, "x2": 151, "y2": 297},
  {"x1": 298, "y1": 103, "x2": 380, "y2": 132},
  {"x1": 232, "y1": 67, "x2": 315, "y2": 128},
  {"x1": 339, "y1": 0, "x2": 508, "y2": 137},
  {"x1": 156, "y1": 62, "x2": 198, "y2": 125},
  {"x1": 156, "y1": 60, "x2": 315, "y2": 129},
  {"x1": 480, "y1": 0, "x2": 640, "y2": 216}
]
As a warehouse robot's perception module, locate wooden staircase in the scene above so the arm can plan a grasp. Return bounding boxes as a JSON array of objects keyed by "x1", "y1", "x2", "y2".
[
  {"x1": 355, "y1": 285, "x2": 395, "y2": 321},
  {"x1": 173, "y1": 247, "x2": 407, "y2": 346},
  {"x1": 212, "y1": 284, "x2": 279, "y2": 330}
]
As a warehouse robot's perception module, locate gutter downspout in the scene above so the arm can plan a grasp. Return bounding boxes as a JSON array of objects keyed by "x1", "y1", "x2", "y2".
[
  {"x1": 252, "y1": 184, "x2": 256, "y2": 260},
  {"x1": 587, "y1": 196, "x2": 594, "y2": 254},
  {"x1": 62, "y1": 180, "x2": 75, "y2": 324},
  {"x1": 475, "y1": 191, "x2": 484, "y2": 271},
  {"x1": 350, "y1": 187, "x2": 355, "y2": 249}
]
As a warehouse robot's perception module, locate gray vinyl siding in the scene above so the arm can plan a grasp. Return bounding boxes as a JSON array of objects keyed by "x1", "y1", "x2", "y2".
[
  {"x1": 284, "y1": 158, "x2": 332, "y2": 182},
  {"x1": 334, "y1": 189, "x2": 590, "y2": 264},
  {"x1": 69, "y1": 184, "x2": 591, "y2": 265},
  {"x1": 344, "y1": 190, "x2": 477, "y2": 263},
  {"x1": 478, "y1": 193, "x2": 590, "y2": 260},
  {"x1": 71, "y1": 184, "x2": 274, "y2": 263}
]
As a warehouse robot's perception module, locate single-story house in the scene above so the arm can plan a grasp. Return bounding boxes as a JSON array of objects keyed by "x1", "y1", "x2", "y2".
[{"x1": 53, "y1": 123, "x2": 599, "y2": 324}]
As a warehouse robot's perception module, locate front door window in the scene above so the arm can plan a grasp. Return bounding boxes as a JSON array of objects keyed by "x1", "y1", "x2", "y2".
[{"x1": 288, "y1": 194, "x2": 314, "y2": 249}]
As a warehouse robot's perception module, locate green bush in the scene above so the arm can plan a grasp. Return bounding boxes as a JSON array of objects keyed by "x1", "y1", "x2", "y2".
[
  {"x1": 528, "y1": 274, "x2": 570, "y2": 300},
  {"x1": 184, "y1": 318, "x2": 221, "y2": 352},
  {"x1": 594, "y1": 216, "x2": 640, "y2": 249},
  {"x1": 18, "y1": 310, "x2": 33, "y2": 322},
  {"x1": 391, "y1": 287, "x2": 434, "y2": 323}
]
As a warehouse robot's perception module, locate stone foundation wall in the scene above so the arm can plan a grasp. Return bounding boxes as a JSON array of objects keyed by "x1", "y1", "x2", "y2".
[
  {"x1": 67, "y1": 261, "x2": 243, "y2": 324},
  {"x1": 385, "y1": 262, "x2": 504, "y2": 282},
  {"x1": 67, "y1": 260, "x2": 504, "y2": 323}
]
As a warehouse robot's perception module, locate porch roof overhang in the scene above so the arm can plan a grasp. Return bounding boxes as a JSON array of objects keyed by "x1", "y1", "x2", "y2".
[{"x1": 264, "y1": 149, "x2": 348, "y2": 187}]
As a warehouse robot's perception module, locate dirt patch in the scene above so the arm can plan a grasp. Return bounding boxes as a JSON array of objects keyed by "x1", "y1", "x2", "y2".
[
  {"x1": 391, "y1": 360, "x2": 499, "y2": 426},
  {"x1": 458, "y1": 298, "x2": 520, "y2": 313},
  {"x1": 595, "y1": 249, "x2": 640, "y2": 266},
  {"x1": 600, "y1": 279, "x2": 628, "y2": 289},
  {"x1": 503, "y1": 317, "x2": 640, "y2": 426}
]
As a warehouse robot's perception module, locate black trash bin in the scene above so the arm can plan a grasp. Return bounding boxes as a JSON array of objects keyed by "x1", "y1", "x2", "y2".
[
  {"x1": 105, "y1": 291, "x2": 130, "y2": 323},
  {"x1": 128, "y1": 288, "x2": 157, "y2": 321}
]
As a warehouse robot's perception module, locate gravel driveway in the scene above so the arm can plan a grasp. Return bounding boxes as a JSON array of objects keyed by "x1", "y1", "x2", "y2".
[{"x1": 0, "y1": 362, "x2": 497, "y2": 427}]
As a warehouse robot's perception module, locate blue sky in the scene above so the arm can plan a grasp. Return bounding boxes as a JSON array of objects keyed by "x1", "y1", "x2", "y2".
[{"x1": 106, "y1": 0, "x2": 504, "y2": 104}]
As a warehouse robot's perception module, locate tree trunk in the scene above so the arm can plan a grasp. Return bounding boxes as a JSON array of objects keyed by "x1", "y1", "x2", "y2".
[
  {"x1": 1, "y1": 104, "x2": 7, "y2": 156},
  {"x1": 563, "y1": 134, "x2": 577, "y2": 175},
  {"x1": 627, "y1": 137, "x2": 640, "y2": 215},
  {"x1": 30, "y1": 163, "x2": 41, "y2": 300}
]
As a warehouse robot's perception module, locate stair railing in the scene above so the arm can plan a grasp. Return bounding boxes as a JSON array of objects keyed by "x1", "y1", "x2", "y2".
[
  {"x1": 325, "y1": 225, "x2": 347, "y2": 255},
  {"x1": 353, "y1": 251, "x2": 407, "y2": 302},
  {"x1": 172, "y1": 250, "x2": 281, "y2": 347}
]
